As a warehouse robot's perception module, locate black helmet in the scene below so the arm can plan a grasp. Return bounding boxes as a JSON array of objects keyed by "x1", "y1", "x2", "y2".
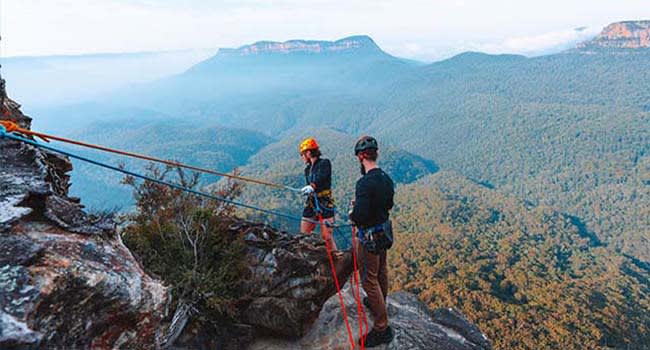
[{"x1": 354, "y1": 136, "x2": 378, "y2": 155}]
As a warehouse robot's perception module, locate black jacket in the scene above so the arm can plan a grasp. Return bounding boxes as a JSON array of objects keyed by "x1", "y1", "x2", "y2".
[
  {"x1": 304, "y1": 158, "x2": 332, "y2": 192},
  {"x1": 349, "y1": 168, "x2": 394, "y2": 228},
  {"x1": 303, "y1": 158, "x2": 335, "y2": 219}
]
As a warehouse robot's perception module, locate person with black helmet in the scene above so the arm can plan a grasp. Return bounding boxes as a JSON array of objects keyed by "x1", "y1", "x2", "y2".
[{"x1": 349, "y1": 135, "x2": 395, "y2": 347}]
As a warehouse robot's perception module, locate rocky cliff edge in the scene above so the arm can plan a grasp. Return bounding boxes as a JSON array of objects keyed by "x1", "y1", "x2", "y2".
[{"x1": 0, "y1": 92, "x2": 490, "y2": 350}]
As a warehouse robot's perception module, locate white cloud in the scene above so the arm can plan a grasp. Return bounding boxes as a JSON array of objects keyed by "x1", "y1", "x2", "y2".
[
  {"x1": 383, "y1": 26, "x2": 604, "y2": 62},
  {"x1": 0, "y1": 0, "x2": 649, "y2": 60},
  {"x1": 474, "y1": 27, "x2": 602, "y2": 55}
]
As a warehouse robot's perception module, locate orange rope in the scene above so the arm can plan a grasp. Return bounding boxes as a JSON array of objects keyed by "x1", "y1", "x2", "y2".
[
  {"x1": 0, "y1": 120, "x2": 19, "y2": 133},
  {"x1": 0, "y1": 120, "x2": 294, "y2": 190},
  {"x1": 3, "y1": 119, "x2": 364, "y2": 346}
]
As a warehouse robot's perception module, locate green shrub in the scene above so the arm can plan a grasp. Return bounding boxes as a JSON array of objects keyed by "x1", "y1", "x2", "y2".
[{"x1": 121, "y1": 165, "x2": 246, "y2": 319}]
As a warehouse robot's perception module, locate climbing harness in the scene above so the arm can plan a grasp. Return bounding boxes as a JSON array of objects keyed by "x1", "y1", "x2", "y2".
[
  {"x1": 356, "y1": 221, "x2": 394, "y2": 254},
  {"x1": 304, "y1": 157, "x2": 336, "y2": 217},
  {"x1": 0, "y1": 120, "x2": 301, "y2": 192},
  {"x1": 304, "y1": 189, "x2": 336, "y2": 213},
  {"x1": 1, "y1": 123, "x2": 370, "y2": 348}
]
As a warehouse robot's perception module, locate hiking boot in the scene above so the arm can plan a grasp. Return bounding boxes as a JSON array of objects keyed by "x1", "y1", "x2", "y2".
[{"x1": 361, "y1": 326, "x2": 394, "y2": 348}]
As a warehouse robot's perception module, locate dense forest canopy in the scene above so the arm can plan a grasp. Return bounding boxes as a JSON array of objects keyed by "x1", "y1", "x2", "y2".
[
  {"x1": 390, "y1": 172, "x2": 650, "y2": 350},
  {"x1": 20, "y1": 29, "x2": 648, "y2": 349},
  {"x1": 78, "y1": 43, "x2": 648, "y2": 262},
  {"x1": 65, "y1": 119, "x2": 273, "y2": 209}
]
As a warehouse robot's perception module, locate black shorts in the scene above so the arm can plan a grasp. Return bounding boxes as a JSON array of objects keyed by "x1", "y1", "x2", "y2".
[
  {"x1": 303, "y1": 207, "x2": 335, "y2": 219},
  {"x1": 303, "y1": 196, "x2": 335, "y2": 219}
]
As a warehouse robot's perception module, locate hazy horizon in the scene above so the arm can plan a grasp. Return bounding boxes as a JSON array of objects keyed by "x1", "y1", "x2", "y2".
[{"x1": 1, "y1": 1, "x2": 650, "y2": 62}]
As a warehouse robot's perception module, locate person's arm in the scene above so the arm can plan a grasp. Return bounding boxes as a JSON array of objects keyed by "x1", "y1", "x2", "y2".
[
  {"x1": 310, "y1": 159, "x2": 331, "y2": 191},
  {"x1": 301, "y1": 166, "x2": 314, "y2": 195},
  {"x1": 304, "y1": 166, "x2": 310, "y2": 185},
  {"x1": 350, "y1": 178, "x2": 371, "y2": 225},
  {"x1": 386, "y1": 174, "x2": 395, "y2": 210}
]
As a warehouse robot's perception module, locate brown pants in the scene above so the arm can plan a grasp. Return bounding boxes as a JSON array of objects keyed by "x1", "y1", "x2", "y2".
[{"x1": 355, "y1": 239, "x2": 389, "y2": 331}]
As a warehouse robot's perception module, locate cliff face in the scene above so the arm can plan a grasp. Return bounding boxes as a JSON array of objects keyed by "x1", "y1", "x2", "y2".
[
  {"x1": 168, "y1": 220, "x2": 356, "y2": 349},
  {"x1": 578, "y1": 20, "x2": 650, "y2": 51},
  {"x1": 166, "y1": 220, "x2": 490, "y2": 350},
  {"x1": 0, "y1": 97, "x2": 169, "y2": 348},
  {"x1": 0, "y1": 91, "x2": 489, "y2": 349},
  {"x1": 249, "y1": 289, "x2": 491, "y2": 350},
  {"x1": 217, "y1": 35, "x2": 382, "y2": 56}
]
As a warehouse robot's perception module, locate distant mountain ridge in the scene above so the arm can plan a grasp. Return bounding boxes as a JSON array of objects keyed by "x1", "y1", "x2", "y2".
[
  {"x1": 578, "y1": 20, "x2": 650, "y2": 50},
  {"x1": 216, "y1": 35, "x2": 382, "y2": 56},
  {"x1": 11, "y1": 19, "x2": 650, "y2": 350},
  {"x1": 69, "y1": 22, "x2": 650, "y2": 264}
]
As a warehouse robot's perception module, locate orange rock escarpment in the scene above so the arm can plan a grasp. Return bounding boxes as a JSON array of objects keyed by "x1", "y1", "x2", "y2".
[{"x1": 579, "y1": 20, "x2": 650, "y2": 49}]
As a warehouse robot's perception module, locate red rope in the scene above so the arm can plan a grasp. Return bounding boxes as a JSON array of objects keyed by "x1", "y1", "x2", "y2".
[
  {"x1": 351, "y1": 227, "x2": 369, "y2": 349},
  {"x1": 3, "y1": 119, "x2": 369, "y2": 347},
  {"x1": 349, "y1": 271, "x2": 363, "y2": 349},
  {"x1": 320, "y1": 214, "x2": 355, "y2": 350}
]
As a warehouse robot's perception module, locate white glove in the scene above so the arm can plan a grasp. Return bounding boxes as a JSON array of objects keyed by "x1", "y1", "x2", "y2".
[{"x1": 301, "y1": 185, "x2": 315, "y2": 196}]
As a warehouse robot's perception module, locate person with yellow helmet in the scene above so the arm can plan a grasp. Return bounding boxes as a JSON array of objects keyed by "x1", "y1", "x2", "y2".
[{"x1": 298, "y1": 137, "x2": 337, "y2": 250}]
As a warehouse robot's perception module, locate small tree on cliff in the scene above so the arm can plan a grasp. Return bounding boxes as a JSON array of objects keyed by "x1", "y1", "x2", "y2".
[{"x1": 121, "y1": 165, "x2": 246, "y2": 321}]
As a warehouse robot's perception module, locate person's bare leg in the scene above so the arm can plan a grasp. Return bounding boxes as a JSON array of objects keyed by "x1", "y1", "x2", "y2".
[
  {"x1": 321, "y1": 218, "x2": 337, "y2": 250},
  {"x1": 301, "y1": 219, "x2": 316, "y2": 234}
]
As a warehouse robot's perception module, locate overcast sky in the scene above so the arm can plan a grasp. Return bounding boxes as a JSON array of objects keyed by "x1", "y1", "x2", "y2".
[{"x1": 1, "y1": 0, "x2": 649, "y2": 61}]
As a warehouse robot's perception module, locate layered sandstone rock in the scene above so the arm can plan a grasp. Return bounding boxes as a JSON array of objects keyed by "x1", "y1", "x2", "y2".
[
  {"x1": 0, "y1": 96, "x2": 169, "y2": 349},
  {"x1": 578, "y1": 21, "x2": 650, "y2": 51},
  {"x1": 217, "y1": 35, "x2": 381, "y2": 56}
]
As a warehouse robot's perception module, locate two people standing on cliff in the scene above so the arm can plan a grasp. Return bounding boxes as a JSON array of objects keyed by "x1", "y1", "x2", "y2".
[{"x1": 298, "y1": 135, "x2": 395, "y2": 347}]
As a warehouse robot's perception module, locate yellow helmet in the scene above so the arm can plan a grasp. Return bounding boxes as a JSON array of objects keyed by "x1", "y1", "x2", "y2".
[{"x1": 299, "y1": 137, "x2": 320, "y2": 154}]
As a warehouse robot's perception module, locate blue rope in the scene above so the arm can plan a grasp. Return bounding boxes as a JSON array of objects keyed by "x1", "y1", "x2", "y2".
[
  {"x1": 307, "y1": 188, "x2": 338, "y2": 215},
  {"x1": 0, "y1": 126, "x2": 326, "y2": 226},
  {"x1": 312, "y1": 191, "x2": 323, "y2": 215},
  {"x1": 333, "y1": 226, "x2": 353, "y2": 250},
  {"x1": 0, "y1": 126, "x2": 356, "y2": 238}
]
